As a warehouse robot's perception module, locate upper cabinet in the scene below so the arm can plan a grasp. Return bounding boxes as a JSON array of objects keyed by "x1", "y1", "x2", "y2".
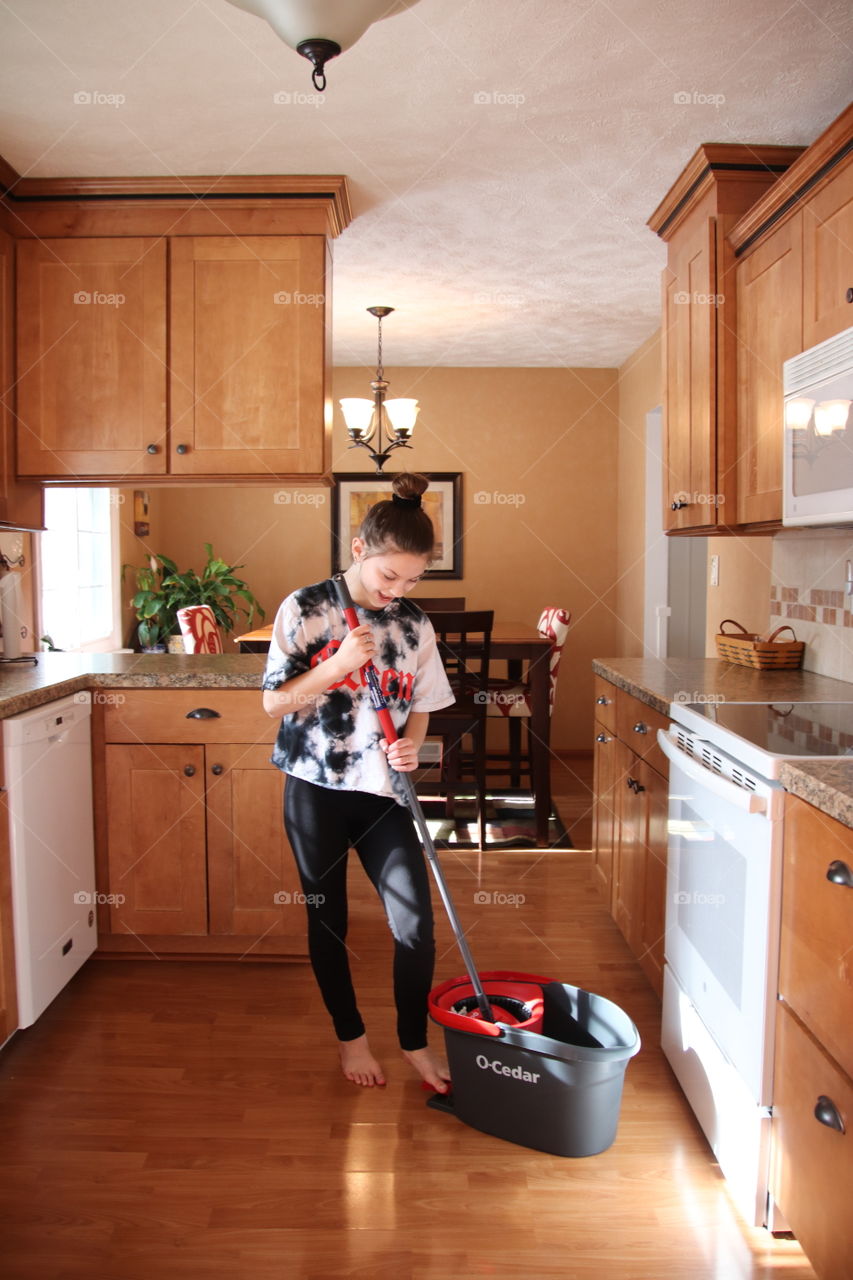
[
  {"x1": 648, "y1": 145, "x2": 804, "y2": 534},
  {"x1": 0, "y1": 223, "x2": 43, "y2": 528},
  {"x1": 4, "y1": 173, "x2": 348, "y2": 483},
  {"x1": 801, "y1": 150, "x2": 853, "y2": 349}
]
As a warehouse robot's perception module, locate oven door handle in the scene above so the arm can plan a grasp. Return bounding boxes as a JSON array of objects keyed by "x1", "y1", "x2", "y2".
[{"x1": 656, "y1": 729, "x2": 768, "y2": 816}]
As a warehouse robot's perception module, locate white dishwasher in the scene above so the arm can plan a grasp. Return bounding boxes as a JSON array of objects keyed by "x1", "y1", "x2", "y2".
[{"x1": 3, "y1": 691, "x2": 97, "y2": 1027}]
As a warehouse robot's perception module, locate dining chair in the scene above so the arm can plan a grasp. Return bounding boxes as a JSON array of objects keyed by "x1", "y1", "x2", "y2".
[
  {"x1": 176, "y1": 605, "x2": 224, "y2": 655},
  {"x1": 420, "y1": 609, "x2": 493, "y2": 849},
  {"x1": 485, "y1": 606, "x2": 571, "y2": 788},
  {"x1": 411, "y1": 596, "x2": 466, "y2": 610}
]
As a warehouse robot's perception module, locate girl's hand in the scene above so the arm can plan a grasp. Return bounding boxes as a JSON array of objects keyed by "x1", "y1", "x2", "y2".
[
  {"x1": 381, "y1": 736, "x2": 420, "y2": 772},
  {"x1": 331, "y1": 624, "x2": 376, "y2": 676}
]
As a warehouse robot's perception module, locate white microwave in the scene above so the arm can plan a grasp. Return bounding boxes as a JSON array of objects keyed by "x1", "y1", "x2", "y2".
[{"x1": 783, "y1": 324, "x2": 853, "y2": 526}]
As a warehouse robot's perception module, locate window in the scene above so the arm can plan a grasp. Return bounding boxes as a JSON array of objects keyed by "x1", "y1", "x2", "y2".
[{"x1": 38, "y1": 488, "x2": 121, "y2": 652}]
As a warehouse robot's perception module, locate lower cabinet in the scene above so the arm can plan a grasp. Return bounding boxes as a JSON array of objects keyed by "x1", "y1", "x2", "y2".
[
  {"x1": 96, "y1": 690, "x2": 305, "y2": 958},
  {"x1": 770, "y1": 794, "x2": 853, "y2": 1280},
  {"x1": 0, "y1": 754, "x2": 18, "y2": 1041},
  {"x1": 592, "y1": 676, "x2": 669, "y2": 998}
]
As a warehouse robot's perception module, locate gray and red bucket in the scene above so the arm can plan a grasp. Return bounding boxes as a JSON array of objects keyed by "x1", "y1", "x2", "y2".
[{"x1": 428, "y1": 970, "x2": 640, "y2": 1157}]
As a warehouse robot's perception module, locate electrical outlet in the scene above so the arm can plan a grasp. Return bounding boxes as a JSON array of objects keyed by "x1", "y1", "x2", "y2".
[{"x1": 710, "y1": 555, "x2": 720, "y2": 587}]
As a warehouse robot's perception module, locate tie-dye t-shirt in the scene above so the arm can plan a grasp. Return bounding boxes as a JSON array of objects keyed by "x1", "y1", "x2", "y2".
[{"x1": 262, "y1": 578, "x2": 455, "y2": 805}]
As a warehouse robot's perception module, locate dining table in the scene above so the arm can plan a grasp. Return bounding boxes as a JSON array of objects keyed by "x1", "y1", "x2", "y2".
[{"x1": 237, "y1": 619, "x2": 553, "y2": 846}]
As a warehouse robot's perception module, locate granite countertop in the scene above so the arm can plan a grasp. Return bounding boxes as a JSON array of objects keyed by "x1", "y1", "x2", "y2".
[
  {"x1": 593, "y1": 656, "x2": 853, "y2": 829},
  {"x1": 0, "y1": 652, "x2": 269, "y2": 720}
]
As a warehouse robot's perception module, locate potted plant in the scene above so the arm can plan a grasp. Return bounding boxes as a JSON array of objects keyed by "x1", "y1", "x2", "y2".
[
  {"x1": 122, "y1": 556, "x2": 176, "y2": 652},
  {"x1": 124, "y1": 545, "x2": 265, "y2": 652}
]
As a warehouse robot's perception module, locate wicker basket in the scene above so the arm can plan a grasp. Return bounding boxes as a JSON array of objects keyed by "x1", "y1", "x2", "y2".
[{"x1": 715, "y1": 619, "x2": 805, "y2": 670}]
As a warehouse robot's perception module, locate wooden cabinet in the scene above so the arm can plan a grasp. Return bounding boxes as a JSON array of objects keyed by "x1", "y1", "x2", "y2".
[
  {"x1": 16, "y1": 237, "x2": 168, "y2": 478},
  {"x1": 591, "y1": 678, "x2": 669, "y2": 998},
  {"x1": 169, "y1": 237, "x2": 327, "y2": 476},
  {"x1": 15, "y1": 234, "x2": 330, "y2": 481},
  {"x1": 0, "y1": 229, "x2": 43, "y2": 529},
  {"x1": 648, "y1": 144, "x2": 803, "y2": 534},
  {"x1": 770, "y1": 795, "x2": 853, "y2": 1280},
  {"x1": 802, "y1": 150, "x2": 853, "y2": 349},
  {"x1": 735, "y1": 215, "x2": 803, "y2": 525},
  {"x1": 96, "y1": 690, "x2": 305, "y2": 958}
]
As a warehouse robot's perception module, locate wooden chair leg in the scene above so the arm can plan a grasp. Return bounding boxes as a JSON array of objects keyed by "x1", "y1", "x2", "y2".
[{"x1": 508, "y1": 718, "x2": 522, "y2": 788}]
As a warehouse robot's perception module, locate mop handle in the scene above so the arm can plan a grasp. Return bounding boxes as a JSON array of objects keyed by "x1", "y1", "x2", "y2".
[{"x1": 331, "y1": 574, "x2": 495, "y2": 1022}]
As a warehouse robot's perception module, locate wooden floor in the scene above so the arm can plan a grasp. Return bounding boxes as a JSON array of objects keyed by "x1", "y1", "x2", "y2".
[{"x1": 0, "y1": 756, "x2": 815, "y2": 1279}]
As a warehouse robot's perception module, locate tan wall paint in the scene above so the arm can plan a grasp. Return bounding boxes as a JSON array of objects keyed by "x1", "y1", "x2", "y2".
[
  {"x1": 704, "y1": 536, "x2": 773, "y2": 655},
  {"x1": 115, "y1": 366, "x2": 620, "y2": 751},
  {"x1": 615, "y1": 329, "x2": 661, "y2": 656}
]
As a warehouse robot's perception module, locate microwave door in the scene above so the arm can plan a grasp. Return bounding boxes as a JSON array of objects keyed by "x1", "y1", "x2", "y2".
[{"x1": 783, "y1": 331, "x2": 853, "y2": 526}]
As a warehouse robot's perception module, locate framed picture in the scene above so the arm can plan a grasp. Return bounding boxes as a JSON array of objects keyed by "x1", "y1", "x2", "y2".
[{"x1": 331, "y1": 473, "x2": 462, "y2": 578}]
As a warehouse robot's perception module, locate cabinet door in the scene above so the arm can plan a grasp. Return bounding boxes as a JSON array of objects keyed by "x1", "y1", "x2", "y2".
[
  {"x1": 169, "y1": 236, "x2": 328, "y2": 476},
  {"x1": 16, "y1": 238, "x2": 167, "y2": 477},
  {"x1": 736, "y1": 215, "x2": 803, "y2": 525},
  {"x1": 639, "y1": 762, "x2": 668, "y2": 1000},
  {"x1": 206, "y1": 745, "x2": 304, "y2": 951},
  {"x1": 802, "y1": 154, "x2": 853, "y2": 348},
  {"x1": 592, "y1": 721, "x2": 619, "y2": 907},
  {"x1": 0, "y1": 230, "x2": 43, "y2": 529},
  {"x1": 105, "y1": 743, "x2": 207, "y2": 936},
  {"x1": 0, "y1": 757, "x2": 18, "y2": 1041},
  {"x1": 661, "y1": 219, "x2": 718, "y2": 531},
  {"x1": 612, "y1": 740, "x2": 645, "y2": 953}
]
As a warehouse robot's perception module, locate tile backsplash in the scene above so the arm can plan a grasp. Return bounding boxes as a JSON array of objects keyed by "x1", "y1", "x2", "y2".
[{"x1": 771, "y1": 532, "x2": 853, "y2": 681}]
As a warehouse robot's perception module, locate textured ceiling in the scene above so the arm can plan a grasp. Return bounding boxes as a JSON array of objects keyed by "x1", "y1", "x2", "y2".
[{"x1": 0, "y1": 0, "x2": 851, "y2": 368}]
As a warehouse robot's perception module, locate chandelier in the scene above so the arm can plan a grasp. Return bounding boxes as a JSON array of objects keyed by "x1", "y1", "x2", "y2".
[{"x1": 340, "y1": 307, "x2": 419, "y2": 474}]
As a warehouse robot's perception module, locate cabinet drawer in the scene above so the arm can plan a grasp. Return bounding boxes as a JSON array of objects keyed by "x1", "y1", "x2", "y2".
[
  {"x1": 780, "y1": 796, "x2": 853, "y2": 1072},
  {"x1": 771, "y1": 1003, "x2": 853, "y2": 1280},
  {"x1": 616, "y1": 693, "x2": 669, "y2": 777},
  {"x1": 593, "y1": 676, "x2": 617, "y2": 732},
  {"x1": 102, "y1": 689, "x2": 276, "y2": 745}
]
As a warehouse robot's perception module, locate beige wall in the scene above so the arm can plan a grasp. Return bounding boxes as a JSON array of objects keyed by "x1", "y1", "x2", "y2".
[
  {"x1": 615, "y1": 329, "x2": 661, "y2": 656},
  {"x1": 119, "y1": 366, "x2": 621, "y2": 751},
  {"x1": 704, "y1": 535, "x2": 773, "y2": 656}
]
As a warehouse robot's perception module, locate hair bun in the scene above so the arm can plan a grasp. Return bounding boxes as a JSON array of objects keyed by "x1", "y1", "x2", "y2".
[{"x1": 392, "y1": 472, "x2": 429, "y2": 502}]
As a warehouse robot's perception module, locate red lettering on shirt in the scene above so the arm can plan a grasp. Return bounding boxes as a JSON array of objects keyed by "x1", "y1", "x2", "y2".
[{"x1": 310, "y1": 640, "x2": 414, "y2": 702}]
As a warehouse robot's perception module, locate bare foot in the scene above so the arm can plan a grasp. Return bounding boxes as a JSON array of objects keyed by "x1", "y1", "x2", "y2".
[
  {"x1": 338, "y1": 1034, "x2": 386, "y2": 1087},
  {"x1": 402, "y1": 1046, "x2": 452, "y2": 1093}
]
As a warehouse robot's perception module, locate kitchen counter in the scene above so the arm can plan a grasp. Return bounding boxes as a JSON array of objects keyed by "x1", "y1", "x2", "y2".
[
  {"x1": 594, "y1": 656, "x2": 853, "y2": 829},
  {"x1": 0, "y1": 652, "x2": 268, "y2": 720}
]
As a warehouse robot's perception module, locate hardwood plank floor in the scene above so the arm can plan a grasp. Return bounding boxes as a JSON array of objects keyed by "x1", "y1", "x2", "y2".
[{"x1": 0, "y1": 758, "x2": 814, "y2": 1279}]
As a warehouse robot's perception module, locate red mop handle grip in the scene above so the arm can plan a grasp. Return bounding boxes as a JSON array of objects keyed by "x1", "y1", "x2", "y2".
[{"x1": 331, "y1": 574, "x2": 399, "y2": 744}]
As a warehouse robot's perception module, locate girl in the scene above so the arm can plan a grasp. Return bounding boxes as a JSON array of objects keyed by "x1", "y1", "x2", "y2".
[{"x1": 262, "y1": 472, "x2": 454, "y2": 1092}]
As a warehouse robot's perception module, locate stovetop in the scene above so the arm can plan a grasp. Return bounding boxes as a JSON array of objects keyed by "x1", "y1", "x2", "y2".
[{"x1": 669, "y1": 699, "x2": 853, "y2": 779}]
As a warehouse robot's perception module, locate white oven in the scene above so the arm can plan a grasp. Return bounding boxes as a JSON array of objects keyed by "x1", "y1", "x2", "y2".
[{"x1": 657, "y1": 725, "x2": 785, "y2": 1228}]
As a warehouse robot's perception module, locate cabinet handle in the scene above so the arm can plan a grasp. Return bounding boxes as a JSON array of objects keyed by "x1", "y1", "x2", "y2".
[
  {"x1": 146, "y1": 444, "x2": 158, "y2": 455},
  {"x1": 176, "y1": 443, "x2": 189, "y2": 455},
  {"x1": 826, "y1": 859, "x2": 853, "y2": 888},
  {"x1": 185, "y1": 707, "x2": 221, "y2": 720},
  {"x1": 671, "y1": 499, "x2": 689, "y2": 510},
  {"x1": 846, "y1": 287, "x2": 853, "y2": 304},
  {"x1": 596, "y1": 732, "x2": 610, "y2": 743},
  {"x1": 596, "y1": 695, "x2": 610, "y2": 706},
  {"x1": 211, "y1": 763, "x2": 224, "y2": 776},
  {"x1": 633, "y1": 722, "x2": 649, "y2": 734},
  {"x1": 183, "y1": 764, "x2": 196, "y2": 777},
  {"x1": 814, "y1": 1095, "x2": 846, "y2": 1134}
]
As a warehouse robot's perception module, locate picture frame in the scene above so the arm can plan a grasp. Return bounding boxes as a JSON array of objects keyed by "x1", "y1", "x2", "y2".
[{"x1": 331, "y1": 473, "x2": 462, "y2": 579}]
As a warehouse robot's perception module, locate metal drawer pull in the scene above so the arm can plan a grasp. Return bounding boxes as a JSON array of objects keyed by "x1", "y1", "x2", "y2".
[
  {"x1": 596, "y1": 732, "x2": 609, "y2": 743},
  {"x1": 211, "y1": 764, "x2": 224, "y2": 776},
  {"x1": 814, "y1": 1095, "x2": 846, "y2": 1134},
  {"x1": 626, "y1": 776, "x2": 645, "y2": 794},
  {"x1": 185, "y1": 708, "x2": 221, "y2": 720},
  {"x1": 596, "y1": 695, "x2": 610, "y2": 706},
  {"x1": 183, "y1": 765, "x2": 196, "y2": 777},
  {"x1": 633, "y1": 722, "x2": 648, "y2": 734},
  {"x1": 826, "y1": 859, "x2": 853, "y2": 888}
]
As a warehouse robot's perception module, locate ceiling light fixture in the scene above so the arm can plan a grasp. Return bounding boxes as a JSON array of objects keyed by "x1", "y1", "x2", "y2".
[
  {"x1": 340, "y1": 306, "x2": 419, "y2": 474},
  {"x1": 224, "y1": 0, "x2": 422, "y2": 90}
]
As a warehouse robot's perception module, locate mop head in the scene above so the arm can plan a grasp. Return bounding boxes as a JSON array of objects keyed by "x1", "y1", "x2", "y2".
[{"x1": 429, "y1": 971, "x2": 554, "y2": 1037}]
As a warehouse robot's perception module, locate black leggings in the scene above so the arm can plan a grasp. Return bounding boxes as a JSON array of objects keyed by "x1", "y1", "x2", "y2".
[{"x1": 283, "y1": 776, "x2": 435, "y2": 1051}]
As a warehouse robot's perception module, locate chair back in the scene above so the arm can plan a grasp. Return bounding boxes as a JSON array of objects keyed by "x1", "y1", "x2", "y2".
[
  {"x1": 427, "y1": 609, "x2": 493, "y2": 700},
  {"x1": 536, "y1": 607, "x2": 571, "y2": 711},
  {"x1": 177, "y1": 605, "x2": 224, "y2": 655},
  {"x1": 412, "y1": 596, "x2": 466, "y2": 611}
]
